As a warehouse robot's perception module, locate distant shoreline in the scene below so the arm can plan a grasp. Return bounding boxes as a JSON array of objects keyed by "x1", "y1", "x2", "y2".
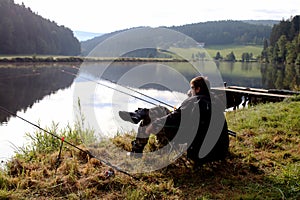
[
  {"x1": 0, "y1": 56, "x2": 188, "y2": 63},
  {"x1": 0, "y1": 56, "x2": 261, "y2": 64}
]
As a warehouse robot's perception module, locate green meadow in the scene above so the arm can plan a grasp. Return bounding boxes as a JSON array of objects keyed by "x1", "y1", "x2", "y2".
[
  {"x1": 0, "y1": 45, "x2": 263, "y2": 62},
  {"x1": 170, "y1": 45, "x2": 263, "y2": 61},
  {"x1": 205, "y1": 45, "x2": 263, "y2": 60}
]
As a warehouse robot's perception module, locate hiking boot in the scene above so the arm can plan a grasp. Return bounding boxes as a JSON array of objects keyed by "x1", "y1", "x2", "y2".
[{"x1": 119, "y1": 108, "x2": 149, "y2": 124}]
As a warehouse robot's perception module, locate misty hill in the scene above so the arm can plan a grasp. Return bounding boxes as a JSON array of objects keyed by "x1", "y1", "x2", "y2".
[
  {"x1": 80, "y1": 29, "x2": 130, "y2": 56},
  {"x1": 81, "y1": 20, "x2": 274, "y2": 56},
  {"x1": 0, "y1": 0, "x2": 80, "y2": 55},
  {"x1": 74, "y1": 31, "x2": 103, "y2": 42}
]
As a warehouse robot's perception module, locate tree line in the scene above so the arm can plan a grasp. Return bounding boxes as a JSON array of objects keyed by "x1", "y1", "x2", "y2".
[
  {"x1": 213, "y1": 51, "x2": 255, "y2": 62},
  {"x1": 259, "y1": 16, "x2": 300, "y2": 91},
  {"x1": 170, "y1": 20, "x2": 272, "y2": 46},
  {"x1": 261, "y1": 16, "x2": 300, "y2": 65},
  {"x1": 0, "y1": 0, "x2": 80, "y2": 55}
]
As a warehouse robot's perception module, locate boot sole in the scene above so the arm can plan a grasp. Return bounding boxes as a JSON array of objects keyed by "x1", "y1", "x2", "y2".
[{"x1": 118, "y1": 111, "x2": 140, "y2": 124}]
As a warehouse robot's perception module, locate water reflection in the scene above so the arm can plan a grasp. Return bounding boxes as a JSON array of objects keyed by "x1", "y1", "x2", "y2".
[
  {"x1": 1, "y1": 62, "x2": 296, "y2": 126},
  {"x1": 0, "y1": 64, "x2": 78, "y2": 161},
  {"x1": 1, "y1": 61, "x2": 299, "y2": 161},
  {"x1": 0, "y1": 64, "x2": 78, "y2": 123},
  {"x1": 218, "y1": 62, "x2": 300, "y2": 90},
  {"x1": 0, "y1": 63, "x2": 188, "y2": 160},
  {"x1": 79, "y1": 61, "x2": 199, "y2": 93},
  {"x1": 73, "y1": 64, "x2": 188, "y2": 138},
  {"x1": 217, "y1": 62, "x2": 262, "y2": 88},
  {"x1": 261, "y1": 63, "x2": 300, "y2": 90}
]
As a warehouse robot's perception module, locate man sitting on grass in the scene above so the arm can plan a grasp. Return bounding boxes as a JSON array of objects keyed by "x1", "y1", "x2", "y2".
[{"x1": 119, "y1": 76, "x2": 229, "y2": 167}]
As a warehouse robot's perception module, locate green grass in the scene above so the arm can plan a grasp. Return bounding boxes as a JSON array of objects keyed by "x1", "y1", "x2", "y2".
[
  {"x1": 169, "y1": 45, "x2": 263, "y2": 61},
  {"x1": 0, "y1": 45, "x2": 263, "y2": 62},
  {"x1": 0, "y1": 96, "x2": 299, "y2": 199}
]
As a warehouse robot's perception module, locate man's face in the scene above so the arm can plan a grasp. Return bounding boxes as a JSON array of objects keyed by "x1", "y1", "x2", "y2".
[{"x1": 190, "y1": 84, "x2": 200, "y2": 96}]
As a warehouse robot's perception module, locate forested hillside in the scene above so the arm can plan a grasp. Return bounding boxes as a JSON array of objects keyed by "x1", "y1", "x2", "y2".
[
  {"x1": 0, "y1": 0, "x2": 80, "y2": 55},
  {"x1": 81, "y1": 21, "x2": 272, "y2": 56},
  {"x1": 261, "y1": 16, "x2": 300, "y2": 64},
  {"x1": 242, "y1": 20, "x2": 279, "y2": 26},
  {"x1": 170, "y1": 20, "x2": 272, "y2": 45}
]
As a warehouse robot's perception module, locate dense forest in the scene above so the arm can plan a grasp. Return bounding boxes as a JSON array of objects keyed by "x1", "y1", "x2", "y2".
[
  {"x1": 261, "y1": 15, "x2": 300, "y2": 64},
  {"x1": 0, "y1": 0, "x2": 80, "y2": 55},
  {"x1": 170, "y1": 20, "x2": 272, "y2": 45}
]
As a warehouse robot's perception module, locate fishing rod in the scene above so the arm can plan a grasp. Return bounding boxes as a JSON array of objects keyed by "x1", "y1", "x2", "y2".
[
  {"x1": 62, "y1": 67, "x2": 236, "y2": 137},
  {"x1": 61, "y1": 69, "x2": 159, "y2": 107},
  {"x1": 66, "y1": 66, "x2": 175, "y2": 109},
  {"x1": 0, "y1": 105, "x2": 139, "y2": 180},
  {"x1": 102, "y1": 77, "x2": 175, "y2": 109}
]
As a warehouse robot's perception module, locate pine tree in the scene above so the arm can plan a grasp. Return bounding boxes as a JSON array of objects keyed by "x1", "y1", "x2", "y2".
[{"x1": 214, "y1": 52, "x2": 222, "y2": 60}]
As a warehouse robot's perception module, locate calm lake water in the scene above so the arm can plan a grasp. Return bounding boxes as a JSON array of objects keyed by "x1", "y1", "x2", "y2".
[{"x1": 0, "y1": 61, "x2": 299, "y2": 161}]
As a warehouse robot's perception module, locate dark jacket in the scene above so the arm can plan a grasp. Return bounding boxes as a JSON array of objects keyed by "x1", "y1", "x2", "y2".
[{"x1": 152, "y1": 93, "x2": 229, "y2": 162}]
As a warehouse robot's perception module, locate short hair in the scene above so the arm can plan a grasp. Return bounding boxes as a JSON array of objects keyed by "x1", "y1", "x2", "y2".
[{"x1": 190, "y1": 76, "x2": 210, "y2": 95}]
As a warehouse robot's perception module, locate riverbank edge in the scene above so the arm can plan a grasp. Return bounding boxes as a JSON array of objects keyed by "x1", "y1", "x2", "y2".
[
  {"x1": 0, "y1": 56, "x2": 188, "y2": 63},
  {"x1": 0, "y1": 55, "x2": 264, "y2": 63}
]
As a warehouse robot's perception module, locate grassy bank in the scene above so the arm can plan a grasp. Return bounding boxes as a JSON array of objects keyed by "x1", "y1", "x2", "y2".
[{"x1": 0, "y1": 97, "x2": 299, "y2": 199}]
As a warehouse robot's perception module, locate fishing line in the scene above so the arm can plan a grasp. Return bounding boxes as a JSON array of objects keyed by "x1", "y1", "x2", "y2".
[
  {"x1": 66, "y1": 65, "x2": 175, "y2": 109},
  {"x1": 61, "y1": 69, "x2": 158, "y2": 107},
  {"x1": 0, "y1": 105, "x2": 139, "y2": 180},
  {"x1": 104, "y1": 77, "x2": 175, "y2": 109}
]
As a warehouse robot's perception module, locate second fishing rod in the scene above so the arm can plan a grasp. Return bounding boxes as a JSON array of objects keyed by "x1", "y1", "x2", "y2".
[
  {"x1": 62, "y1": 66, "x2": 175, "y2": 110},
  {"x1": 0, "y1": 105, "x2": 138, "y2": 180}
]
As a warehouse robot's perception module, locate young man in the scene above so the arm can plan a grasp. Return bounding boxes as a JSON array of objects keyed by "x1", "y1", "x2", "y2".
[{"x1": 119, "y1": 76, "x2": 229, "y2": 165}]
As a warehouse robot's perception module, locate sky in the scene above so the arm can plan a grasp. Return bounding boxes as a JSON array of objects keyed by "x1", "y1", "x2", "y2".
[{"x1": 14, "y1": 0, "x2": 300, "y2": 34}]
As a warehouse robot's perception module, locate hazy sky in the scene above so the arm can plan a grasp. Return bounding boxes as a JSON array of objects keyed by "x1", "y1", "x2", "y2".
[{"x1": 14, "y1": 0, "x2": 299, "y2": 33}]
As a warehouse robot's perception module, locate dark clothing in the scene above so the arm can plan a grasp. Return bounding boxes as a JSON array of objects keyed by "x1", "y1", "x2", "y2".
[{"x1": 134, "y1": 93, "x2": 229, "y2": 163}]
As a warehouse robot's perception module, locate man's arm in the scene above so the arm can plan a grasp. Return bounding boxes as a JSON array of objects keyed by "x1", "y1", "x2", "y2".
[{"x1": 145, "y1": 96, "x2": 198, "y2": 134}]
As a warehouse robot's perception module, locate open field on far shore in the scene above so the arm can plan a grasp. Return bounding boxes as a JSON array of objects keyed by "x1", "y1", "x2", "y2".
[
  {"x1": 205, "y1": 45, "x2": 263, "y2": 60},
  {"x1": 0, "y1": 45, "x2": 263, "y2": 63}
]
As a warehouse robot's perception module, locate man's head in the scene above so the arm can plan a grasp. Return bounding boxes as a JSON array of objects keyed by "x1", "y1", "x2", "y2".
[{"x1": 190, "y1": 76, "x2": 210, "y2": 96}]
